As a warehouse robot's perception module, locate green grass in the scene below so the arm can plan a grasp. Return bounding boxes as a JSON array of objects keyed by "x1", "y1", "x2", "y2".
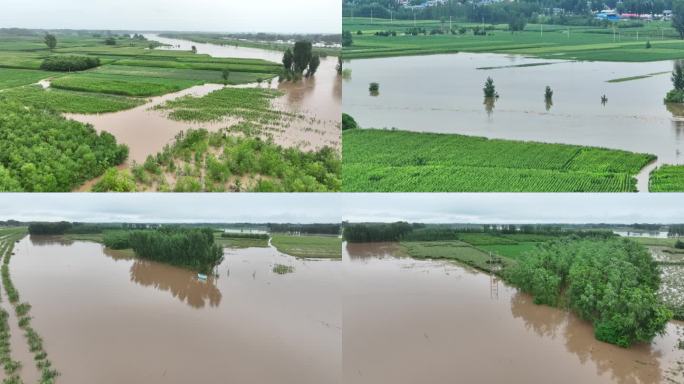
[
  {"x1": 0, "y1": 68, "x2": 56, "y2": 89},
  {"x1": 401, "y1": 241, "x2": 514, "y2": 272},
  {"x1": 342, "y1": 129, "x2": 655, "y2": 192},
  {"x1": 343, "y1": 18, "x2": 684, "y2": 61},
  {"x1": 50, "y1": 72, "x2": 200, "y2": 97},
  {"x1": 272, "y1": 264, "x2": 295, "y2": 274},
  {"x1": 271, "y1": 234, "x2": 341, "y2": 259},
  {"x1": 478, "y1": 243, "x2": 541, "y2": 261},
  {"x1": 631, "y1": 237, "x2": 679, "y2": 247},
  {"x1": 650, "y1": 164, "x2": 684, "y2": 192},
  {"x1": 2, "y1": 85, "x2": 144, "y2": 113}
]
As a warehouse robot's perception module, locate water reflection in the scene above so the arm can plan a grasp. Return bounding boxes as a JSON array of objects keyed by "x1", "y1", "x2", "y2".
[{"x1": 129, "y1": 260, "x2": 222, "y2": 309}]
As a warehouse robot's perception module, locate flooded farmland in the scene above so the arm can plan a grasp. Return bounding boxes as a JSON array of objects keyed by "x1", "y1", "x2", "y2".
[
  {"x1": 343, "y1": 53, "x2": 684, "y2": 165},
  {"x1": 9, "y1": 236, "x2": 341, "y2": 384},
  {"x1": 343, "y1": 242, "x2": 684, "y2": 384},
  {"x1": 67, "y1": 34, "x2": 341, "y2": 175}
]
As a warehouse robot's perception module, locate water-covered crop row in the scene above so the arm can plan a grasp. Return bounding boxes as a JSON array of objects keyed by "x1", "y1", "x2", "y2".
[{"x1": 0, "y1": 229, "x2": 59, "y2": 384}]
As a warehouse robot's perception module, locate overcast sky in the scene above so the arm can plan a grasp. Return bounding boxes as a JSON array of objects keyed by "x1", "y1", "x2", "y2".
[
  {"x1": 0, "y1": 194, "x2": 683, "y2": 224},
  {"x1": 0, "y1": 0, "x2": 340, "y2": 34}
]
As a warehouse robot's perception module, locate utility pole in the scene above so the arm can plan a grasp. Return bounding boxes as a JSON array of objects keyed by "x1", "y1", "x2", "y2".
[
  {"x1": 541, "y1": 22, "x2": 543, "y2": 37},
  {"x1": 414, "y1": 12, "x2": 417, "y2": 27},
  {"x1": 371, "y1": 8, "x2": 373, "y2": 24},
  {"x1": 450, "y1": 16, "x2": 452, "y2": 31}
]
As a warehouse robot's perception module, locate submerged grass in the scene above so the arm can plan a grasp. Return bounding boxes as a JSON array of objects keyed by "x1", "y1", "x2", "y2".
[
  {"x1": 272, "y1": 264, "x2": 295, "y2": 275},
  {"x1": 343, "y1": 129, "x2": 654, "y2": 192}
]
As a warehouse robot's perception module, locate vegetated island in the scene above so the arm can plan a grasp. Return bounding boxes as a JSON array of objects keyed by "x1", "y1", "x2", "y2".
[{"x1": 343, "y1": 222, "x2": 684, "y2": 347}]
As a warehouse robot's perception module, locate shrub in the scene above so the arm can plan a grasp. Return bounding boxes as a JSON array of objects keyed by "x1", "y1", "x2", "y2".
[
  {"x1": 92, "y1": 168, "x2": 136, "y2": 192},
  {"x1": 39, "y1": 56, "x2": 100, "y2": 72},
  {"x1": 342, "y1": 113, "x2": 358, "y2": 130}
]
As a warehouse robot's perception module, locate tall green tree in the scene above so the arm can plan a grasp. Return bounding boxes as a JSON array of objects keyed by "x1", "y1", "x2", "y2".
[
  {"x1": 44, "y1": 33, "x2": 57, "y2": 50},
  {"x1": 282, "y1": 48, "x2": 294, "y2": 72},
  {"x1": 674, "y1": 0, "x2": 684, "y2": 39},
  {"x1": 673, "y1": 60, "x2": 684, "y2": 91},
  {"x1": 292, "y1": 41, "x2": 313, "y2": 74},
  {"x1": 307, "y1": 55, "x2": 321, "y2": 77},
  {"x1": 342, "y1": 31, "x2": 353, "y2": 47}
]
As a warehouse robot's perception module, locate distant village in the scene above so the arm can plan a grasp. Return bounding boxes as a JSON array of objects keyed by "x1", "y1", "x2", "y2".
[{"x1": 396, "y1": 0, "x2": 672, "y2": 21}]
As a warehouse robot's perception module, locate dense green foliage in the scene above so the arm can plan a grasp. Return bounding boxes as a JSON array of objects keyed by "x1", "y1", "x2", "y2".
[
  {"x1": 507, "y1": 237, "x2": 671, "y2": 347},
  {"x1": 343, "y1": 129, "x2": 654, "y2": 192},
  {"x1": 28, "y1": 222, "x2": 73, "y2": 235},
  {"x1": 102, "y1": 231, "x2": 132, "y2": 249},
  {"x1": 0, "y1": 100, "x2": 128, "y2": 191},
  {"x1": 342, "y1": 113, "x2": 358, "y2": 130},
  {"x1": 650, "y1": 164, "x2": 684, "y2": 191},
  {"x1": 92, "y1": 168, "x2": 136, "y2": 192},
  {"x1": 270, "y1": 234, "x2": 342, "y2": 259},
  {"x1": 343, "y1": 17, "x2": 684, "y2": 61},
  {"x1": 39, "y1": 55, "x2": 100, "y2": 72},
  {"x1": 126, "y1": 228, "x2": 223, "y2": 273}
]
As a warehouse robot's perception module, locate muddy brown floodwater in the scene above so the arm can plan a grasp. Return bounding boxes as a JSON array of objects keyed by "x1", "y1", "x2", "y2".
[
  {"x1": 66, "y1": 34, "x2": 341, "y2": 189},
  {"x1": 343, "y1": 242, "x2": 684, "y2": 384},
  {"x1": 9, "y1": 236, "x2": 341, "y2": 384}
]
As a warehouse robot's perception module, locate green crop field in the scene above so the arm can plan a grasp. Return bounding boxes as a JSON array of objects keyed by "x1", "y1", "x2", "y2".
[
  {"x1": 649, "y1": 164, "x2": 684, "y2": 192},
  {"x1": 214, "y1": 234, "x2": 269, "y2": 248},
  {"x1": 343, "y1": 17, "x2": 684, "y2": 61},
  {"x1": 0, "y1": 68, "x2": 59, "y2": 89},
  {"x1": 0, "y1": 31, "x2": 281, "y2": 114},
  {"x1": 342, "y1": 129, "x2": 655, "y2": 192},
  {"x1": 2, "y1": 86, "x2": 144, "y2": 113},
  {"x1": 271, "y1": 234, "x2": 342, "y2": 259}
]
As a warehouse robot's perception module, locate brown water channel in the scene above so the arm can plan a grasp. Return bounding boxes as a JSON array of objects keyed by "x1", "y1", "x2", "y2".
[
  {"x1": 9, "y1": 236, "x2": 341, "y2": 384},
  {"x1": 343, "y1": 53, "x2": 684, "y2": 167},
  {"x1": 343, "y1": 242, "x2": 684, "y2": 384}
]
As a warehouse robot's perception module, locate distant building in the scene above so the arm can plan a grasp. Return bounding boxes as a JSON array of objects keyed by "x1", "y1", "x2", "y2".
[{"x1": 595, "y1": 9, "x2": 620, "y2": 21}]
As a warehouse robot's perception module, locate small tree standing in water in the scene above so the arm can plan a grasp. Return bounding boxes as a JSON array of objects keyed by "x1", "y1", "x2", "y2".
[
  {"x1": 369, "y1": 82, "x2": 380, "y2": 96},
  {"x1": 544, "y1": 86, "x2": 554, "y2": 111},
  {"x1": 191, "y1": 45, "x2": 197, "y2": 54},
  {"x1": 665, "y1": 60, "x2": 684, "y2": 103},
  {"x1": 483, "y1": 77, "x2": 498, "y2": 99}
]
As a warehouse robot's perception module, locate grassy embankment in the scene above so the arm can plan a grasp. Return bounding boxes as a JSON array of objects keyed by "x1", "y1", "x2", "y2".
[
  {"x1": 0, "y1": 227, "x2": 59, "y2": 383},
  {"x1": 271, "y1": 234, "x2": 342, "y2": 259},
  {"x1": 343, "y1": 17, "x2": 684, "y2": 61},
  {"x1": 0, "y1": 32, "x2": 281, "y2": 113},
  {"x1": 342, "y1": 129, "x2": 654, "y2": 192}
]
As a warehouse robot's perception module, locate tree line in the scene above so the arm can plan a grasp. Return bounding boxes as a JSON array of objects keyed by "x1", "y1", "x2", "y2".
[
  {"x1": 220, "y1": 232, "x2": 269, "y2": 239},
  {"x1": 506, "y1": 237, "x2": 671, "y2": 347},
  {"x1": 281, "y1": 41, "x2": 321, "y2": 80},
  {"x1": 268, "y1": 223, "x2": 340, "y2": 235}
]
